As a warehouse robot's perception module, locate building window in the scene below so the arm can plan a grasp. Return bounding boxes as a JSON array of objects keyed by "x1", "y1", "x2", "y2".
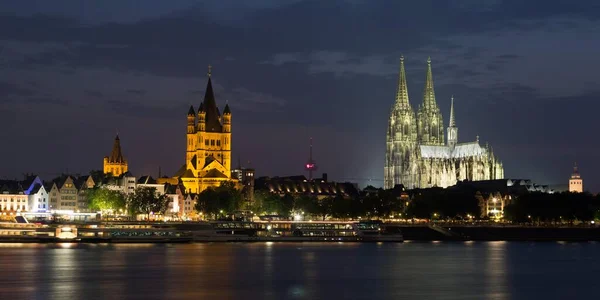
[
  {"x1": 211, "y1": 140, "x2": 215, "y2": 146},
  {"x1": 217, "y1": 140, "x2": 221, "y2": 146},
  {"x1": 205, "y1": 140, "x2": 209, "y2": 146}
]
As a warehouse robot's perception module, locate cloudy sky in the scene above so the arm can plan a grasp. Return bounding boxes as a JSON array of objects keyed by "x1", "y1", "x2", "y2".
[{"x1": 1, "y1": 0, "x2": 599, "y2": 191}]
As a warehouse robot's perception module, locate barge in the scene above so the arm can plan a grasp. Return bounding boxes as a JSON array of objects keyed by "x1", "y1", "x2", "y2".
[{"x1": 0, "y1": 220, "x2": 403, "y2": 243}]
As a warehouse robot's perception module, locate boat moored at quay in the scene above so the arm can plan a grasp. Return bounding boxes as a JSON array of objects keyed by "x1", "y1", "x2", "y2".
[{"x1": 0, "y1": 220, "x2": 404, "y2": 243}]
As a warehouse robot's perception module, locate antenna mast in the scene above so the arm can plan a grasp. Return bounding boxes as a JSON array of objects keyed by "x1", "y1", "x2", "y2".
[{"x1": 304, "y1": 137, "x2": 318, "y2": 180}]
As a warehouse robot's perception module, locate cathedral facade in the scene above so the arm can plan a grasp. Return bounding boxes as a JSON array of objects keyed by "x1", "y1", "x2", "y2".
[
  {"x1": 384, "y1": 57, "x2": 504, "y2": 189},
  {"x1": 175, "y1": 68, "x2": 233, "y2": 194}
]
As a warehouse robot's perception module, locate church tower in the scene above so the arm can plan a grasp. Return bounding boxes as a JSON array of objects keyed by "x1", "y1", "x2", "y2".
[
  {"x1": 187, "y1": 105, "x2": 196, "y2": 163},
  {"x1": 447, "y1": 96, "x2": 458, "y2": 149},
  {"x1": 569, "y1": 163, "x2": 583, "y2": 193},
  {"x1": 385, "y1": 56, "x2": 418, "y2": 189},
  {"x1": 103, "y1": 134, "x2": 128, "y2": 177},
  {"x1": 417, "y1": 57, "x2": 444, "y2": 145},
  {"x1": 178, "y1": 66, "x2": 233, "y2": 193}
]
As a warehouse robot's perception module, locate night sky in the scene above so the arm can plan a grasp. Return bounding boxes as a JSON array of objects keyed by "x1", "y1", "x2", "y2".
[{"x1": 1, "y1": 1, "x2": 599, "y2": 191}]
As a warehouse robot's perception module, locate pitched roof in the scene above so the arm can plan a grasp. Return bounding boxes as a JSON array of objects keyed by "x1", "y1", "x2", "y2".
[
  {"x1": 420, "y1": 142, "x2": 486, "y2": 159},
  {"x1": 29, "y1": 183, "x2": 44, "y2": 194},
  {"x1": 181, "y1": 169, "x2": 195, "y2": 178},
  {"x1": 254, "y1": 176, "x2": 359, "y2": 197},
  {"x1": 204, "y1": 169, "x2": 229, "y2": 178},
  {"x1": 174, "y1": 164, "x2": 187, "y2": 177},
  {"x1": 188, "y1": 105, "x2": 195, "y2": 116},
  {"x1": 201, "y1": 77, "x2": 223, "y2": 133},
  {"x1": 137, "y1": 176, "x2": 156, "y2": 184},
  {"x1": 223, "y1": 103, "x2": 231, "y2": 114},
  {"x1": 0, "y1": 180, "x2": 24, "y2": 194},
  {"x1": 107, "y1": 135, "x2": 126, "y2": 163}
]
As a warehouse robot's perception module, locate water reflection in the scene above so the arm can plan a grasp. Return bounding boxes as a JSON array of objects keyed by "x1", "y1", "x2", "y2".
[
  {"x1": 484, "y1": 241, "x2": 509, "y2": 300},
  {"x1": 0, "y1": 242, "x2": 599, "y2": 299}
]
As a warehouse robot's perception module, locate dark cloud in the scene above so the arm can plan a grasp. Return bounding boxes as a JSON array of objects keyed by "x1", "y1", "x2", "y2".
[
  {"x1": 104, "y1": 99, "x2": 182, "y2": 120},
  {"x1": 0, "y1": 81, "x2": 35, "y2": 97},
  {"x1": 126, "y1": 89, "x2": 146, "y2": 96},
  {"x1": 496, "y1": 54, "x2": 520, "y2": 60},
  {"x1": 0, "y1": 0, "x2": 599, "y2": 192},
  {"x1": 27, "y1": 96, "x2": 69, "y2": 106},
  {"x1": 85, "y1": 90, "x2": 104, "y2": 98}
]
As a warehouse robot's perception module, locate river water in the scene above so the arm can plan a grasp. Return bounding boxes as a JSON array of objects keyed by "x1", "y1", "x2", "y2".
[{"x1": 0, "y1": 241, "x2": 598, "y2": 299}]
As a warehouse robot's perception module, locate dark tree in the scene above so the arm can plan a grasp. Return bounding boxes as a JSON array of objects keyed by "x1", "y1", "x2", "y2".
[{"x1": 127, "y1": 187, "x2": 170, "y2": 220}]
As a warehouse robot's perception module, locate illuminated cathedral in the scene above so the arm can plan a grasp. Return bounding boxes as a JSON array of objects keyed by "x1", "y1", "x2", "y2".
[
  {"x1": 175, "y1": 67, "x2": 233, "y2": 193},
  {"x1": 384, "y1": 57, "x2": 504, "y2": 189}
]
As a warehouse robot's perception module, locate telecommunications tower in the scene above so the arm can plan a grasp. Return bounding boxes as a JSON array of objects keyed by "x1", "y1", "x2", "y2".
[{"x1": 304, "y1": 137, "x2": 318, "y2": 181}]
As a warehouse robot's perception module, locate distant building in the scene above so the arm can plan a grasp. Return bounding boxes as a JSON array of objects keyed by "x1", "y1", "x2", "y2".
[
  {"x1": 451, "y1": 179, "x2": 554, "y2": 218},
  {"x1": 569, "y1": 163, "x2": 583, "y2": 193},
  {"x1": 255, "y1": 174, "x2": 359, "y2": 200},
  {"x1": 101, "y1": 171, "x2": 137, "y2": 195},
  {"x1": 231, "y1": 166, "x2": 255, "y2": 208},
  {"x1": 174, "y1": 68, "x2": 234, "y2": 194},
  {"x1": 76, "y1": 176, "x2": 95, "y2": 212},
  {"x1": 136, "y1": 176, "x2": 166, "y2": 195},
  {"x1": 385, "y1": 57, "x2": 503, "y2": 189},
  {"x1": 103, "y1": 135, "x2": 128, "y2": 177},
  {"x1": 22, "y1": 175, "x2": 49, "y2": 212},
  {"x1": 47, "y1": 175, "x2": 95, "y2": 212},
  {"x1": 0, "y1": 176, "x2": 49, "y2": 213}
]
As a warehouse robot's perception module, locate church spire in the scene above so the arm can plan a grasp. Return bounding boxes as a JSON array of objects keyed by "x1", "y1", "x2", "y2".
[
  {"x1": 202, "y1": 65, "x2": 222, "y2": 133},
  {"x1": 395, "y1": 55, "x2": 410, "y2": 107},
  {"x1": 423, "y1": 56, "x2": 437, "y2": 110},
  {"x1": 449, "y1": 95, "x2": 455, "y2": 127},
  {"x1": 109, "y1": 134, "x2": 125, "y2": 163}
]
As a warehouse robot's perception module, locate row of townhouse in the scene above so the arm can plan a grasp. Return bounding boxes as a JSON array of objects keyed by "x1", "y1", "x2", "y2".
[{"x1": 0, "y1": 172, "x2": 199, "y2": 217}]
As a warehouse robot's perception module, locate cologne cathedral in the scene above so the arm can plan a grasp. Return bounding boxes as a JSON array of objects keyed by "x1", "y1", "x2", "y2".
[{"x1": 384, "y1": 57, "x2": 504, "y2": 189}]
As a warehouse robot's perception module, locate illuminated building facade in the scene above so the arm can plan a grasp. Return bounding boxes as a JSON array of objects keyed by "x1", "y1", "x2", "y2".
[
  {"x1": 255, "y1": 174, "x2": 359, "y2": 200},
  {"x1": 47, "y1": 175, "x2": 95, "y2": 212},
  {"x1": 384, "y1": 57, "x2": 504, "y2": 189},
  {"x1": 103, "y1": 135, "x2": 128, "y2": 177},
  {"x1": 0, "y1": 176, "x2": 48, "y2": 213},
  {"x1": 175, "y1": 67, "x2": 233, "y2": 193},
  {"x1": 232, "y1": 165, "x2": 255, "y2": 207},
  {"x1": 569, "y1": 163, "x2": 583, "y2": 193}
]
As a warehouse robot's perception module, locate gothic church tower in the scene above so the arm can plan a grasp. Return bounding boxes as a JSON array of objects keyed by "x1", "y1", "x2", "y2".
[
  {"x1": 447, "y1": 96, "x2": 458, "y2": 149},
  {"x1": 177, "y1": 66, "x2": 233, "y2": 193},
  {"x1": 417, "y1": 57, "x2": 444, "y2": 146},
  {"x1": 384, "y1": 56, "x2": 418, "y2": 189},
  {"x1": 103, "y1": 134, "x2": 128, "y2": 177}
]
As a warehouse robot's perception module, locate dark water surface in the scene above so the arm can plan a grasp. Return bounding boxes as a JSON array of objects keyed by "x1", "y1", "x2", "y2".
[{"x1": 0, "y1": 241, "x2": 599, "y2": 299}]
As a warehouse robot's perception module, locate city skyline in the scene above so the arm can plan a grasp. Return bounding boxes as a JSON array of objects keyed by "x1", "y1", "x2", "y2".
[{"x1": 1, "y1": 1, "x2": 599, "y2": 191}]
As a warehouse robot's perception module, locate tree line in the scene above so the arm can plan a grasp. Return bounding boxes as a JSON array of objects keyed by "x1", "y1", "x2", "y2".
[
  {"x1": 87, "y1": 180, "x2": 600, "y2": 223},
  {"x1": 86, "y1": 186, "x2": 170, "y2": 220}
]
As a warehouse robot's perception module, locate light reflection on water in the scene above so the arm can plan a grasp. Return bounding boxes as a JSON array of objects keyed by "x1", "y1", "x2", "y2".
[{"x1": 0, "y1": 242, "x2": 599, "y2": 299}]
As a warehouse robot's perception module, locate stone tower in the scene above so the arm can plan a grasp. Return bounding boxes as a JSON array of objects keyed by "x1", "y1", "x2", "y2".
[
  {"x1": 447, "y1": 96, "x2": 458, "y2": 149},
  {"x1": 416, "y1": 57, "x2": 444, "y2": 146},
  {"x1": 103, "y1": 134, "x2": 128, "y2": 177},
  {"x1": 569, "y1": 163, "x2": 583, "y2": 193},
  {"x1": 385, "y1": 56, "x2": 418, "y2": 189},
  {"x1": 178, "y1": 66, "x2": 233, "y2": 193}
]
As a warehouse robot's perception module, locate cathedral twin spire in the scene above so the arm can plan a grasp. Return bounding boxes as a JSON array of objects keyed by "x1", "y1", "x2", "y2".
[
  {"x1": 422, "y1": 57, "x2": 438, "y2": 111},
  {"x1": 391, "y1": 56, "x2": 453, "y2": 146},
  {"x1": 394, "y1": 56, "x2": 443, "y2": 112},
  {"x1": 395, "y1": 56, "x2": 410, "y2": 108}
]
